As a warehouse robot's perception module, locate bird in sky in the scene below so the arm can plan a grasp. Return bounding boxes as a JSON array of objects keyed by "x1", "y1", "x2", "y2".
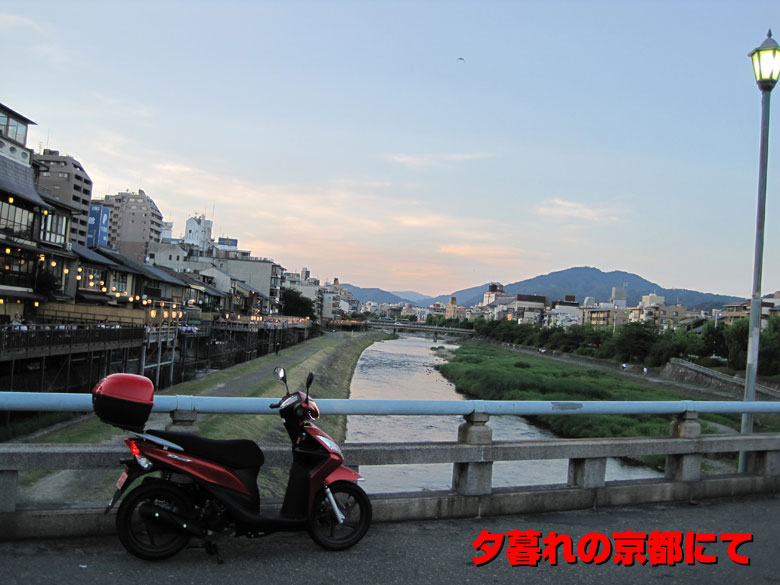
[{"x1": 457, "y1": 57, "x2": 465, "y2": 61}]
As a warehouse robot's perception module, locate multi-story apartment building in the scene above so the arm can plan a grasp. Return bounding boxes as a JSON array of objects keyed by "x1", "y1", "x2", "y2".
[
  {"x1": 98, "y1": 189, "x2": 164, "y2": 262},
  {"x1": 32, "y1": 149, "x2": 93, "y2": 246}
]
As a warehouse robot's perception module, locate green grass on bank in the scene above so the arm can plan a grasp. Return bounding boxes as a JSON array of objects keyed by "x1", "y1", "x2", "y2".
[
  {"x1": 21, "y1": 332, "x2": 384, "y2": 446},
  {"x1": 436, "y1": 341, "x2": 777, "y2": 443}
]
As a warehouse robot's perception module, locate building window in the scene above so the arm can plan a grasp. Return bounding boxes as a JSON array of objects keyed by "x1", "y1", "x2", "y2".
[
  {"x1": 79, "y1": 267, "x2": 104, "y2": 291},
  {"x1": 0, "y1": 202, "x2": 34, "y2": 242},
  {"x1": 40, "y1": 213, "x2": 68, "y2": 246},
  {"x1": 0, "y1": 248, "x2": 36, "y2": 288},
  {"x1": 0, "y1": 113, "x2": 28, "y2": 144},
  {"x1": 111, "y1": 272, "x2": 128, "y2": 293}
]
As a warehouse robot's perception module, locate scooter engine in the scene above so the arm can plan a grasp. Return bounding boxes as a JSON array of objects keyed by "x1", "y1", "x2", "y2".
[{"x1": 202, "y1": 499, "x2": 232, "y2": 531}]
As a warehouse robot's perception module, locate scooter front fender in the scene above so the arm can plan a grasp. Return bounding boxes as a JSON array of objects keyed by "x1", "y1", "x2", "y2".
[{"x1": 323, "y1": 465, "x2": 362, "y2": 486}]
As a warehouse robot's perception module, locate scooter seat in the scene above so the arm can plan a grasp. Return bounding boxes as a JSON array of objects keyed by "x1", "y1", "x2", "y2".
[{"x1": 146, "y1": 429, "x2": 265, "y2": 469}]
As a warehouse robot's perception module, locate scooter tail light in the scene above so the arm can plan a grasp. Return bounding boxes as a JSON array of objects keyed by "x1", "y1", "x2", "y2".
[
  {"x1": 126, "y1": 439, "x2": 152, "y2": 470},
  {"x1": 127, "y1": 439, "x2": 141, "y2": 457}
]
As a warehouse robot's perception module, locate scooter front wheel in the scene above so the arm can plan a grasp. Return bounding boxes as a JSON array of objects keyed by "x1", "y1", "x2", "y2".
[
  {"x1": 308, "y1": 481, "x2": 372, "y2": 550},
  {"x1": 116, "y1": 481, "x2": 194, "y2": 561}
]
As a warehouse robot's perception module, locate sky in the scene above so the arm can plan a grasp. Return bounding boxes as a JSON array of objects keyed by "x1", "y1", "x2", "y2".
[{"x1": 2, "y1": 1, "x2": 780, "y2": 298}]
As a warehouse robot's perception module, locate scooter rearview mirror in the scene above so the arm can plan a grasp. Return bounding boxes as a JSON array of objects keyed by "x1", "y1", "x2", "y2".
[
  {"x1": 305, "y1": 372, "x2": 314, "y2": 402},
  {"x1": 273, "y1": 366, "x2": 289, "y2": 394}
]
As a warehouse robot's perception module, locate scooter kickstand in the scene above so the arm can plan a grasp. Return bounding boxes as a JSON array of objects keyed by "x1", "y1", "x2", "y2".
[{"x1": 204, "y1": 540, "x2": 224, "y2": 564}]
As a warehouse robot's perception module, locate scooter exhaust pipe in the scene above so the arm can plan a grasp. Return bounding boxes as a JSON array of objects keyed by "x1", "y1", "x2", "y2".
[{"x1": 137, "y1": 503, "x2": 207, "y2": 538}]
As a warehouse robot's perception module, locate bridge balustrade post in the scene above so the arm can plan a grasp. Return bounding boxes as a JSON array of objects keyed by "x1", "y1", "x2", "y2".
[
  {"x1": 665, "y1": 411, "x2": 701, "y2": 482},
  {"x1": 451, "y1": 412, "x2": 492, "y2": 496},
  {"x1": 567, "y1": 457, "x2": 606, "y2": 488},
  {"x1": 750, "y1": 450, "x2": 780, "y2": 476},
  {"x1": 0, "y1": 470, "x2": 17, "y2": 512},
  {"x1": 166, "y1": 409, "x2": 199, "y2": 434}
]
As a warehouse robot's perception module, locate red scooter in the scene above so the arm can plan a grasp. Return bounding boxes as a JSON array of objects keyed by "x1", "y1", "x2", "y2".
[{"x1": 92, "y1": 367, "x2": 371, "y2": 561}]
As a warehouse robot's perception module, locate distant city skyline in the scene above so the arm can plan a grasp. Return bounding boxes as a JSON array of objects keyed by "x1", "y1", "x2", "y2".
[{"x1": 3, "y1": 2, "x2": 779, "y2": 297}]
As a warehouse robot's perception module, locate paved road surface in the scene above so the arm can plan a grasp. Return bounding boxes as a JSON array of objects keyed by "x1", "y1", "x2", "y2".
[{"x1": 1, "y1": 494, "x2": 777, "y2": 585}]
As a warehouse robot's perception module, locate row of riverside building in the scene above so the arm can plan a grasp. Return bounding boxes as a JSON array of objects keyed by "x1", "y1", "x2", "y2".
[
  {"x1": 371, "y1": 283, "x2": 780, "y2": 333},
  {"x1": 0, "y1": 101, "x2": 352, "y2": 327}
]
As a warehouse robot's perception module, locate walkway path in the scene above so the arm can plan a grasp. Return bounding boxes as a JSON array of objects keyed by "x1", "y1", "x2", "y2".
[{"x1": 1, "y1": 494, "x2": 776, "y2": 585}]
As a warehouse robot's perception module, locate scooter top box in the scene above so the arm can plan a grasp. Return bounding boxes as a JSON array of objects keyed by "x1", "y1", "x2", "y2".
[{"x1": 92, "y1": 373, "x2": 155, "y2": 431}]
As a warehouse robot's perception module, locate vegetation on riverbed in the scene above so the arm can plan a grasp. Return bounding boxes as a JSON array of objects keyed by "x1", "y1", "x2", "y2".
[{"x1": 436, "y1": 341, "x2": 748, "y2": 442}]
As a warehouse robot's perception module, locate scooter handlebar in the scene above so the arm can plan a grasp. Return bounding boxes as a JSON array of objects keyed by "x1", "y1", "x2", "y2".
[{"x1": 269, "y1": 399, "x2": 283, "y2": 409}]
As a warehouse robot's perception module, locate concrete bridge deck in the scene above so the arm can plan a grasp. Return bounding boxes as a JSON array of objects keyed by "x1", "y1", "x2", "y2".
[{"x1": 0, "y1": 493, "x2": 775, "y2": 585}]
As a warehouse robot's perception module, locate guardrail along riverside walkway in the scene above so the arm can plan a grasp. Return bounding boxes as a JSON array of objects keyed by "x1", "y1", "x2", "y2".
[{"x1": 1, "y1": 394, "x2": 780, "y2": 539}]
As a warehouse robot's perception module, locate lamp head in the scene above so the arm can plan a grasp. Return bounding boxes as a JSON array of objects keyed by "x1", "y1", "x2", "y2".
[{"x1": 749, "y1": 30, "x2": 780, "y2": 92}]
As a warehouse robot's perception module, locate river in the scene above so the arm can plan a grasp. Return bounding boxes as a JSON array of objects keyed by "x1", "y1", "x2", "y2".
[{"x1": 346, "y1": 335, "x2": 661, "y2": 493}]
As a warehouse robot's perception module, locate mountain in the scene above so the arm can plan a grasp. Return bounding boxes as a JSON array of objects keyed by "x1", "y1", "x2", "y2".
[
  {"x1": 340, "y1": 285, "x2": 417, "y2": 305},
  {"x1": 390, "y1": 291, "x2": 435, "y2": 304},
  {"x1": 502, "y1": 267, "x2": 741, "y2": 309},
  {"x1": 345, "y1": 267, "x2": 743, "y2": 310}
]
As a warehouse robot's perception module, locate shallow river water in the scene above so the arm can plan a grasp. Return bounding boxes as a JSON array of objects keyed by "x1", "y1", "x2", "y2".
[{"x1": 346, "y1": 335, "x2": 661, "y2": 493}]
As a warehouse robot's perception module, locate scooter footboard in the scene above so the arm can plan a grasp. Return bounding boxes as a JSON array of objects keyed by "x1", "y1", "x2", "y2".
[{"x1": 323, "y1": 465, "x2": 362, "y2": 486}]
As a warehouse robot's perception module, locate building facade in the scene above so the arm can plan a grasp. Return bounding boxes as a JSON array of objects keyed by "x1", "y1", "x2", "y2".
[
  {"x1": 98, "y1": 189, "x2": 164, "y2": 262},
  {"x1": 32, "y1": 149, "x2": 93, "y2": 247}
]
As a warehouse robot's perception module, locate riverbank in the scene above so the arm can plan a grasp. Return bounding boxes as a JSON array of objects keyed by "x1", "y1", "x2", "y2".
[
  {"x1": 436, "y1": 340, "x2": 751, "y2": 441},
  {"x1": 16, "y1": 330, "x2": 385, "y2": 504}
]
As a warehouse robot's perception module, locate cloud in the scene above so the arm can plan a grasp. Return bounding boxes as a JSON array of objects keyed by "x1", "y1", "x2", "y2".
[
  {"x1": 385, "y1": 152, "x2": 495, "y2": 168},
  {"x1": 439, "y1": 243, "x2": 524, "y2": 263},
  {"x1": 393, "y1": 215, "x2": 449, "y2": 228},
  {"x1": 0, "y1": 13, "x2": 42, "y2": 32},
  {"x1": 536, "y1": 198, "x2": 621, "y2": 222}
]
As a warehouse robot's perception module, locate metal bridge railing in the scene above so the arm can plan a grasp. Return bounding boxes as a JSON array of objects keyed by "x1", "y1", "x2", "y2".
[{"x1": 1, "y1": 393, "x2": 780, "y2": 535}]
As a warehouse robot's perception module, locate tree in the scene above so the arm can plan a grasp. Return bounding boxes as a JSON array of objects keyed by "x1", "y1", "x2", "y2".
[
  {"x1": 280, "y1": 287, "x2": 316, "y2": 319},
  {"x1": 723, "y1": 318, "x2": 749, "y2": 371},
  {"x1": 614, "y1": 322, "x2": 658, "y2": 363}
]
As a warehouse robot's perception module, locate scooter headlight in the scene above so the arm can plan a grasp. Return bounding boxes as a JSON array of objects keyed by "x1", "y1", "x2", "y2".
[{"x1": 317, "y1": 435, "x2": 342, "y2": 456}]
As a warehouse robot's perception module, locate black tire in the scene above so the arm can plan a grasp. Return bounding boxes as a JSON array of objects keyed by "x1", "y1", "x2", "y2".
[
  {"x1": 308, "y1": 481, "x2": 372, "y2": 550},
  {"x1": 116, "y1": 481, "x2": 193, "y2": 561}
]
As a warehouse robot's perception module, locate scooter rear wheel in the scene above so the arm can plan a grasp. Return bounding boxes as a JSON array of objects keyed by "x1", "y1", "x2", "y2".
[
  {"x1": 308, "y1": 481, "x2": 372, "y2": 550},
  {"x1": 116, "y1": 481, "x2": 194, "y2": 561}
]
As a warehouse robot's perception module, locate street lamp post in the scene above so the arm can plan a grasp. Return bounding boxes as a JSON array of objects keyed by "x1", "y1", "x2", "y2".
[{"x1": 740, "y1": 30, "x2": 780, "y2": 472}]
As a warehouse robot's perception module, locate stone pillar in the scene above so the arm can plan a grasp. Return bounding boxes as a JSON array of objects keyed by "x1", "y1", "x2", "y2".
[
  {"x1": 0, "y1": 470, "x2": 18, "y2": 512},
  {"x1": 665, "y1": 411, "x2": 701, "y2": 482},
  {"x1": 568, "y1": 457, "x2": 606, "y2": 488},
  {"x1": 452, "y1": 412, "x2": 492, "y2": 496},
  {"x1": 166, "y1": 410, "x2": 199, "y2": 434}
]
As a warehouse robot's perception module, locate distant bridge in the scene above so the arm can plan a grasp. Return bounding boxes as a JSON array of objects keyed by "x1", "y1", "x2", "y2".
[{"x1": 365, "y1": 321, "x2": 475, "y2": 336}]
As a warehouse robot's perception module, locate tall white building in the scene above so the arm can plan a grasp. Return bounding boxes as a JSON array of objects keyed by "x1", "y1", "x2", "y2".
[{"x1": 184, "y1": 214, "x2": 212, "y2": 250}]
